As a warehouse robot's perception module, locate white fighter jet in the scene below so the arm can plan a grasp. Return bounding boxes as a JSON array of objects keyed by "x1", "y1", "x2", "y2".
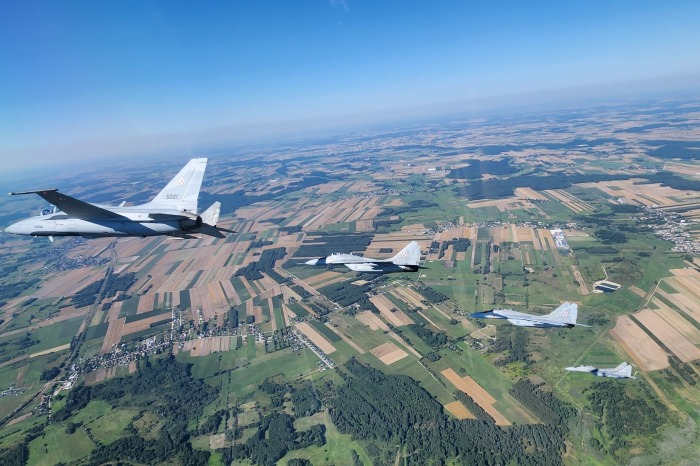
[
  {"x1": 304, "y1": 241, "x2": 422, "y2": 273},
  {"x1": 5, "y1": 158, "x2": 227, "y2": 241},
  {"x1": 470, "y1": 302, "x2": 589, "y2": 328},
  {"x1": 565, "y1": 362, "x2": 637, "y2": 379}
]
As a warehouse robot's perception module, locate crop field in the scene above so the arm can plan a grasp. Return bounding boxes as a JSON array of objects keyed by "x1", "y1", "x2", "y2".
[
  {"x1": 370, "y1": 294, "x2": 414, "y2": 326},
  {"x1": 182, "y1": 337, "x2": 232, "y2": 356},
  {"x1": 370, "y1": 341, "x2": 408, "y2": 365},
  {"x1": 635, "y1": 309, "x2": 700, "y2": 362},
  {"x1": 444, "y1": 400, "x2": 475, "y2": 420},
  {"x1": 610, "y1": 316, "x2": 669, "y2": 370},
  {"x1": 1, "y1": 104, "x2": 700, "y2": 466},
  {"x1": 295, "y1": 322, "x2": 337, "y2": 354},
  {"x1": 441, "y1": 368, "x2": 511, "y2": 426}
]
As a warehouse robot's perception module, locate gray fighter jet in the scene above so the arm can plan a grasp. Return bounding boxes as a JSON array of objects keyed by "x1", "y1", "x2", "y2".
[
  {"x1": 5, "y1": 158, "x2": 226, "y2": 241},
  {"x1": 565, "y1": 362, "x2": 636, "y2": 379},
  {"x1": 304, "y1": 241, "x2": 422, "y2": 273},
  {"x1": 470, "y1": 302, "x2": 589, "y2": 328}
]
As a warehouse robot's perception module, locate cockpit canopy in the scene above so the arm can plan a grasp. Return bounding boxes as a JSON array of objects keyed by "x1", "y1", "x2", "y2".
[{"x1": 40, "y1": 206, "x2": 60, "y2": 216}]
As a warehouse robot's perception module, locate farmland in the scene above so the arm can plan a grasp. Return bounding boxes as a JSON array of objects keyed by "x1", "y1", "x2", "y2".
[{"x1": 0, "y1": 99, "x2": 699, "y2": 465}]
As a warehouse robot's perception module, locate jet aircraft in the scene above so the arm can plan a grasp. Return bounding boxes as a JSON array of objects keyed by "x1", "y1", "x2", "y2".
[
  {"x1": 470, "y1": 302, "x2": 589, "y2": 328},
  {"x1": 5, "y1": 158, "x2": 226, "y2": 241},
  {"x1": 304, "y1": 241, "x2": 422, "y2": 273},
  {"x1": 565, "y1": 362, "x2": 637, "y2": 379}
]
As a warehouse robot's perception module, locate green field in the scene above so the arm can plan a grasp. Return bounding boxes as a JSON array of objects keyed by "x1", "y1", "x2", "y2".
[
  {"x1": 280, "y1": 410, "x2": 372, "y2": 465},
  {"x1": 27, "y1": 423, "x2": 95, "y2": 466}
]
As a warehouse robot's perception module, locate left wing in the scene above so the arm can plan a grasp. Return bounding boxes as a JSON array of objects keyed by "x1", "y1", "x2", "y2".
[
  {"x1": 11, "y1": 189, "x2": 122, "y2": 220},
  {"x1": 345, "y1": 263, "x2": 381, "y2": 272},
  {"x1": 507, "y1": 318, "x2": 541, "y2": 327}
]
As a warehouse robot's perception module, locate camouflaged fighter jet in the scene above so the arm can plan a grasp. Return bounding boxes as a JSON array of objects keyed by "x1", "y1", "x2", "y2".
[
  {"x1": 470, "y1": 302, "x2": 589, "y2": 328},
  {"x1": 5, "y1": 158, "x2": 227, "y2": 241},
  {"x1": 304, "y1": 241, "x2": 422, "y2": 273},
  {"x1": 565, "y1": 362, "x2": 637, "y2": 379}
]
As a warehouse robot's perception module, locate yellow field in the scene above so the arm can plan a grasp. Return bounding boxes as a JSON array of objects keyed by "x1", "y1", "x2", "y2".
[
  {"x1": 609, "y1": 316, "x2": 668, "y2": 370},
  {"x1": 296, "y1": 322, "x2": 336, "y2": 354},
  {"x1": 356, "y1": 310, "x2": 390, "y2": 331},
  {"x1": 444, "y1": 401, "x2": 475, "y2": 420},
  {"x1": 441, "y1": 368, "x2": 510, "y2": 426},
  {"x1": 370, "y1": 341, "x2": 408, "y2": 365},
  {"x1": 635, "y1": 310, "x2": 700, "y2": 362}
]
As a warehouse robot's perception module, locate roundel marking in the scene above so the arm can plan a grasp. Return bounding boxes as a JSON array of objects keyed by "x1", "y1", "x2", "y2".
[{"x1": 177, "y1": 178, "x2": 185, "y2": 185}]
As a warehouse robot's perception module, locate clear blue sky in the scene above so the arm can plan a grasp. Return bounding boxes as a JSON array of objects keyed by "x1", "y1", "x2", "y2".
[{"x1": 2, "y1": 0, "x2": 700, "y2": 171}]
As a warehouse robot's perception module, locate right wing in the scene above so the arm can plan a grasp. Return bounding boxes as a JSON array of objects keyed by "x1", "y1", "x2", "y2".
[{"x1": 11, "y1": 189, "x2": 122, "y2": 220}]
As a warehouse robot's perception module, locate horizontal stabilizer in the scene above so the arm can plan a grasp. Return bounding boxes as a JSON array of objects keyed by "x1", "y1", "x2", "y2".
[{"x1": 201, "y1": 201, "x2": 221, "y2": 226}]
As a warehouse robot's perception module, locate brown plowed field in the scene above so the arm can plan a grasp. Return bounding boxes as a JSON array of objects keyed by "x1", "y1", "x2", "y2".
[
  {"x1": 32, "y1": 268, "x2": 99, "y2": 299},
  {"x1": 122, "y1": 313, "x2": 171, "y2": 335},
  {"x1": 636, "y1": 310, "x2": 700, "y2": 362},
  {"x1": 656, "y1": 288, "x2": 700, "y2": 325},
  {"x1": 370, "y1": 341, "x2": 408, "y2": 365},
  {"x1": 652, "y1": 299, "x2": 700, "y2": 344},
  {"x1": 101, "y1": 318, "x2": 125, "y2": 353},
  {"x1": 392, "y1": 287, "x2": 427, "y2": 309},
  {"x1": 441, "y1": 368, "x2": 510, "y2": 426},
  {"x1": 182, "y1": 337, "x2": 232, "y2": 356},
  {"x1": 296, "y1": 322, "x2": 336, "y2": 354},
  {"x1": 356, "y1": 310, "x2": 390, "y2": 331},
  {"x1": 570, "y1": 266, "x2": 590, "y2": 295},
  {"x1": 444, "y1": 401, "x2": 475, "y2": 420},
  {"x1": 609, "y1": 316, "x2": 668, "y2": 370},
  {"x1": 370, "y1": 295, "x2": 414, "y2": 327}
]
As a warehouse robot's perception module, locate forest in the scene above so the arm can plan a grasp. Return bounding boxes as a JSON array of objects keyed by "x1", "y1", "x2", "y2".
[
  {"x1": 318, "y1": 281, "x2": 379, "y2": 312},
  {"x1": 329, "y1": 359, "x2": 568, "y2": 466},
  {"x1": 294, "y1": 234, "x2": 374, "y2": 258},
  {"x1": 235, "y1": 247, "x2": 287, "y2": 280},
  {"x1": 585, "y1": 380, "x2": 668, "y2": 459}
]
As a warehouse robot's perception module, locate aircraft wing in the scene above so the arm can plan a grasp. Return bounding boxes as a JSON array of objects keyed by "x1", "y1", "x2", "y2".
[
  {"x1": 345, "y1": 263, "x2": 381, "y2": 272},
  {"x1": 12, "y1": 189, "x2": 122, "y2": 220},
  {"x1": 507, "y1": 318, "x2": 541, "y2": 327}
]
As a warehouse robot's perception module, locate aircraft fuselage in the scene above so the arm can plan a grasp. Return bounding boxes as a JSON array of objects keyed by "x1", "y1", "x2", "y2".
[{"x1": 5, "y1": 205, "x2": 200, "y2": 238}]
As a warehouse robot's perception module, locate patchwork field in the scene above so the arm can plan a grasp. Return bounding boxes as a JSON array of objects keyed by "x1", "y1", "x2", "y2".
[
  {"x1": 610, "y1": 316, "x2": 669, "y2": 370},
  {"x1": 441, "y1": 368, "x2": 511, "y2": 426},
  {"x1": 444, "y1": 401, "x2": 475, "y2": 420},
  {"x1": 635, "y1": 310, "x2": 700, "y2": 362},
  {"x1": 370, "y1": 341, "x2": 408, "y2": 365},
  {"x1": 181, "y1": 336, "x2": 232, "y2": 356},
  {"x1": 295, "y1": 322, "x2": 336, "y2": 354}
]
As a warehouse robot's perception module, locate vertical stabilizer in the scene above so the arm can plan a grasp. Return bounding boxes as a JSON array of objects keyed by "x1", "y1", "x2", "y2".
[
  {"x1": 391, "y1": 241, "x2": 421, "y2": 266},
  {"x1": 615, "y1": 362, "x2": 633, "y2": 377},
  {"x1": 147, "y1": 158, "x2": 207, "y2": 212},
  {"x1": 548, "y1": 302, "x2": 578, "y2": 325}
]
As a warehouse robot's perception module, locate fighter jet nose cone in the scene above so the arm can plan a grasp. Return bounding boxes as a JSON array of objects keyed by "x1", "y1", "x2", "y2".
[
  {"x1": 305, "y1": 257, "x2": 326, "y2": 266},
  {"x1": 4, "y1": 223, "x2": 19, "y2": 234},
  {"x1": 305, "y1": 259, "x2": 319, "y2": 266}
]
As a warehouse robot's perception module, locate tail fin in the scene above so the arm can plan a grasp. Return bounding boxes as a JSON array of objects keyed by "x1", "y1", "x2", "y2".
[
  {"x1": 147, "y1": 158, "x2": 207, "y2": 212},
  {"x1": 547, "y1": 302, "x2": 577, "y2": 324},
  {"x1": 614, "y1": 362, "x2": 633, "y2": 377},
  {"x1": 200, "y1": 202, "x2": 220, "y2": 226},
  {"x1": 391, "y1": 241, "x2": 421, "y2": 266}
]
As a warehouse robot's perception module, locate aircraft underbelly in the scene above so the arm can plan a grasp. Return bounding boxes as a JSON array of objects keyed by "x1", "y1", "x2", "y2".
[
  {"x1": 507, "y1": 318, "x2": 554, "y2": 327},
  {"x1": 38, "y1": 220, "x2": 182, "y2": 237}
]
